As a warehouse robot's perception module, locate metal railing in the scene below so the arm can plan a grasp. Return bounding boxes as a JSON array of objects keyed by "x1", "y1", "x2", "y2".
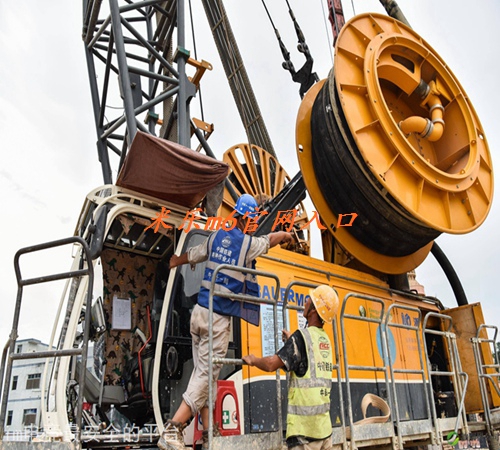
[
  {"x1": 0, "y1": 236, "x2": 94, "y2": 443},
  {"x1": 207, "y1": 264, "x2": 282, "y2": 450},
  {"x1": 384, "y1": 304, "x2": 434, "y2": 447},
  {"x1": 340, "y1": 293, "x2": 396, "y2": 450},
  {"x1": 472, "y1": 324, "x2": 500, "y2": 435},
  {"x1": 423, "y1": 312, "x2": 469, "y2": 445},
  {"x1": 200, "y1": 268, "x2": 476, "y2": 450}
]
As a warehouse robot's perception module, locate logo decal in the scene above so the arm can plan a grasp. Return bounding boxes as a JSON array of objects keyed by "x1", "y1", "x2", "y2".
[
  {"x1": 221, "y1": 236, "x2": 232, "y2": 248},
  {"x1": 318, "y1": 336, "x2": 331, "y2": 358}
]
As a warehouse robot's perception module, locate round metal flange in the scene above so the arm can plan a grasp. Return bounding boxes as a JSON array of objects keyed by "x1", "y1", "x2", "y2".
[
  {"x1": 219, "y1": 143, "x2": 310, "y2": 253},
  {"x1": 333, "y1": 13, "x2": 493, "y2": 233}
]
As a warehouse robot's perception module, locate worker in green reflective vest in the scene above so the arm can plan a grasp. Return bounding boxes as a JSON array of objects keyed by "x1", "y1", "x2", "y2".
[{"x1": 243, "y1": 285, "x2": 339, "y2": 450}]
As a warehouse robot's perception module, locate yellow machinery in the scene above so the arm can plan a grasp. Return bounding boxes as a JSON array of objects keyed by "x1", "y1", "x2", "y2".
[
  {"x1": 297, "y1": 13, "x2": 493, "y2": 274},
  {"x1": 2, "y1": 5, "x2": 499, "y2": 450}
]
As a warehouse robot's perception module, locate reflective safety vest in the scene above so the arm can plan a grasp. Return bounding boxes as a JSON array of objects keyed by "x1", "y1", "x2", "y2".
[
  {"x1": 198, "y1": 228, "x2": 260, "y2": 325},
  {"x1": 287, "y1": 327, "x2": 333, "y2": 440}
]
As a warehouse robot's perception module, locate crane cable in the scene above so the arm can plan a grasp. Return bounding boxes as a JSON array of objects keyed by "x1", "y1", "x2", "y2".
[
  {"x1": 188, "y1": 0, "x2": 205, "y2": 122},
  {"x1": 260, "y1": 0, "x2": 319, "y2": 98},
  {"x1": 260, "y1": 0, "x2": 296, "y2": 76},
  {"x1": 319, "y1": 0, "x2": 334, "y2": 64}
]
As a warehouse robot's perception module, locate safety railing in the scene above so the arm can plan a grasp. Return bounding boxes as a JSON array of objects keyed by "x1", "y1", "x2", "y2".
[
  {"x1": 282, "y1": 281, "x2": 346, "y2": 448},
  {"x1": 340, "y1": 293, "x2": 396, "y2": 450},
  {"x1": 207, "y1": 264, "x2": 282, "y2": 450},
  {"x1": 422, "y1": 312, "x2": 469, "y2": 445},
  {"x1": 471, "y1": 324, "x2": 500, "y2": 435},
  {"x1": 0, "y1": 236, "x2": 94, "y2": 443},
  {"x1": 384, "y1": 304, "x2": 434, "y2": 447}
]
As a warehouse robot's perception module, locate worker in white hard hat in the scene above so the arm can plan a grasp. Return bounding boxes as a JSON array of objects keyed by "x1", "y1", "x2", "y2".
[
  {"x1": 243, "y1": 285, "x2": 340, "y2": 450},
  {"x1": 159, "y1": 194, "x2": 295, "y2": 450}
]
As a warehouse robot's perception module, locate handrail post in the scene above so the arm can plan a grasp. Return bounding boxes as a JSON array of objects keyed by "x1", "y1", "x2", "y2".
[
  {"x1": 422, "y1": 312, "x2": 470, "y2": 444},
  {"x1": 385, "y1": 303, "x2": 433, "y2": 447},
  {"x1": 207, "y1": 264, "x2": 281, "y2": 449},
  {"x1": 0, "y1": 236, "x2": 94, "y2": 442},
  {"x1": 471, "y1": 325, "x2": 500, "y2": 436},
  {"x1": 340, "y1": 293, "x2": 394, "y2": 450}
]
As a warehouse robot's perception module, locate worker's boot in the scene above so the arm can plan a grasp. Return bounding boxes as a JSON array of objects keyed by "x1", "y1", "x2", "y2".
[
  {"x1": 157, "y1": 420, "x2": 187, "y2": 450},
  {"x1": 201, "y1": 424, "x2": 221, "y2": 450}
]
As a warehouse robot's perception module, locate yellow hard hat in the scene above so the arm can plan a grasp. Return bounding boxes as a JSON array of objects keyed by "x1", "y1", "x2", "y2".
[{"x1": 309, "y1": 285, "x2": 339, "y2": 323}]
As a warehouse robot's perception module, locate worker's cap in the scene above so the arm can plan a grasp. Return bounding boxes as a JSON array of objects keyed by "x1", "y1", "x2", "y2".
[
  {"x1": 234, "y1": 194, "x2": 258, "y2": 218},
  {"x1": 309, "y1": 285, "x2": 339, "y2": 323}
]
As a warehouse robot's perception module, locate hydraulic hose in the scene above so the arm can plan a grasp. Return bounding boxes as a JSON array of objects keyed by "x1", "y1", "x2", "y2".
[{"x1": 430, "y1": 242, "x2": 468, "y2": 306}]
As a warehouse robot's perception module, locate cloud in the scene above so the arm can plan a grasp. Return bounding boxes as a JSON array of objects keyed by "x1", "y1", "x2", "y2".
[{"x1": 0, "y1": 170, "x2": 47, "y2": 210}]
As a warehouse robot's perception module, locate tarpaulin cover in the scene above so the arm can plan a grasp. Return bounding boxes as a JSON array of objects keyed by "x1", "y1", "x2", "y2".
[{"x1": 116, "y1": 131, "x2": 229, "y2": 208}]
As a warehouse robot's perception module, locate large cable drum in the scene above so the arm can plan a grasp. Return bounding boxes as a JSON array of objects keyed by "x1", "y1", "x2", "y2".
[
  {"x1": 218, "y1": 143, "x2": 311, "y2": 253},
  {"x1": 296, "y1": 13, "x2": 493, "y2": 274}
]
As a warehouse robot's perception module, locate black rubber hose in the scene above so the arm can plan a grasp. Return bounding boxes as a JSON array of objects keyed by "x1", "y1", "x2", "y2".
[
  {"x1": 310, "y1": 78, "x2": 440, "y2": 257},
  {"x1": 430, "y1": 242, "x2": 468, "y2": 306}
]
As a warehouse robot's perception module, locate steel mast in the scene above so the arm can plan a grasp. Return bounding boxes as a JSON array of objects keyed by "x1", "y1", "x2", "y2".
[{"x1": 82, "y1": 0, "x2": 277, "y2": 184}]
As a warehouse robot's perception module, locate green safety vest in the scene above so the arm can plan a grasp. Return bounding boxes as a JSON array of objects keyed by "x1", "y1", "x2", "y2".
[{"x1": 286, "y1": 326, "x2": 333, "y2": 440}]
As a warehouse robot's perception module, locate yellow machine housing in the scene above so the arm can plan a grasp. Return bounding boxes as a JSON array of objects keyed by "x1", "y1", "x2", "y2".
[{"x1": 296, "y1": 13, "x2": 493, "y2": 274}]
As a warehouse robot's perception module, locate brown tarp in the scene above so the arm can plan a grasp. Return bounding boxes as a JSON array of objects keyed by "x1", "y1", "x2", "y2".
[{"x1": 116, "y1": 131, "x2": 229, "y2": 209}]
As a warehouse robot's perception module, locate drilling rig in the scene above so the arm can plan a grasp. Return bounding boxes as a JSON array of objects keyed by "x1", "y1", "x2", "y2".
[{"x1": 0, "y1": 1, "x2": 499, "y2": 450}]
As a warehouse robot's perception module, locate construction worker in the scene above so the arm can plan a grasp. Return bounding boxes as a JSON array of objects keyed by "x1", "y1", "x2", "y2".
[
  {"x1": 243, "y1": 284, "x2": 339, "y2": 450},
  {"x1": 158, "y1": 193, "x2": 295, "y2": 450}
]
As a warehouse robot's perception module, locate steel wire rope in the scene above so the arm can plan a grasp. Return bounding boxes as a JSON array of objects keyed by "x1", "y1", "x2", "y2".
[
  {"x1": 260, "y1": 0, "x2": 296, "y2": 77},
  {"x1": 260, "y1": 0, "x2": 277, "y2": 30},
  {"x1": 262, "y1": 0, "x2": 319, "y2": 99},
  {"x1": 319, "y1": 0, "x2": 334, "y2": 64},
  {"x1": 188, "y1": 0, "x2": 206, "y2": 122}
]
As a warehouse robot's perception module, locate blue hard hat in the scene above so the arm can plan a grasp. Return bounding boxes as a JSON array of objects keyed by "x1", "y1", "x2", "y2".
[{"x1": 234, "y1": 194, "x2": 258, "y2": 217}]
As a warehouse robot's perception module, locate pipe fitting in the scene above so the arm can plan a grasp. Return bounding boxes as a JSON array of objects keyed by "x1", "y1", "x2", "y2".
[{"x1": 399, "y1": 79, "x2": 445, "y2": 141}]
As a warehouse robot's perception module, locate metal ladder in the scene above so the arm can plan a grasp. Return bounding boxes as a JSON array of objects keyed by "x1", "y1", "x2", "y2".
[
  {"x1": 422, "y1": 312, "x2": 469, "y2": 446},
  {"x1": 0, "y1": 236, "x2": 94, "y2": 443},
  {"x1": 206, "y1": 263, "x2": 282, "y2": 450},
  {"x1": 471, "y1": 324, "x2": 500, "y2": 435}
]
